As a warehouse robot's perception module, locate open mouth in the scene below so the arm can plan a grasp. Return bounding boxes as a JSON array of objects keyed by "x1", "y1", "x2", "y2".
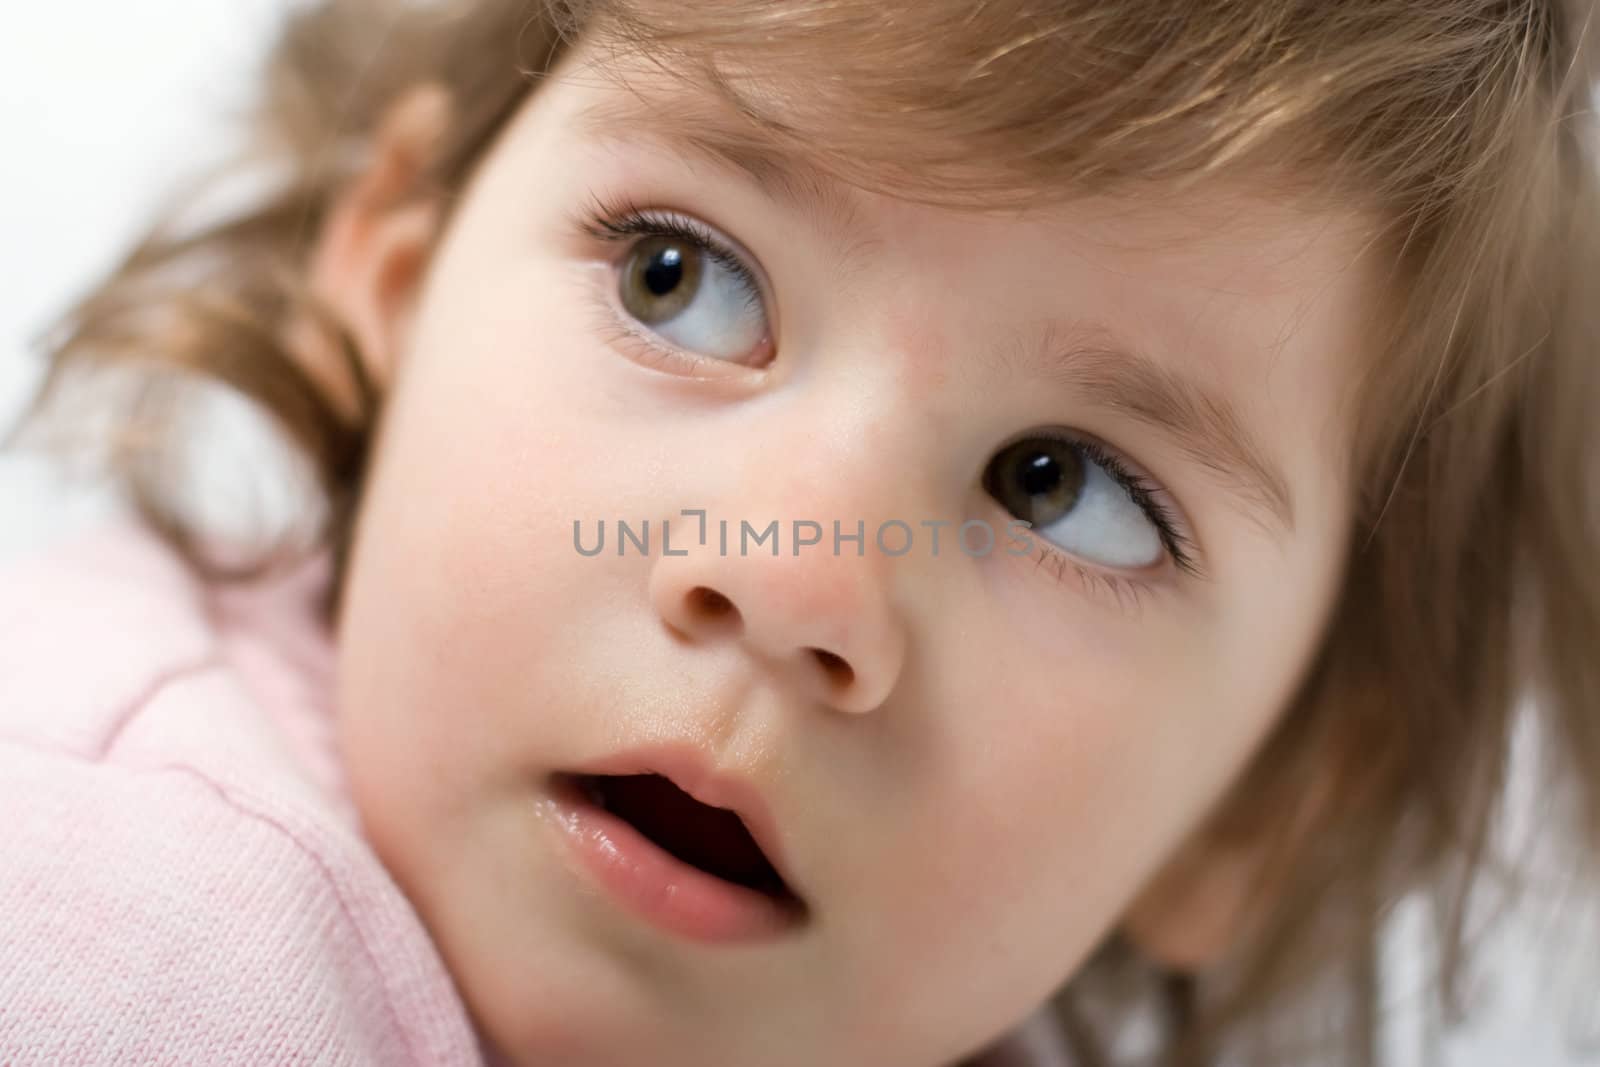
[{"x1": 555, "y1": 772, "x2": 801, "y2": 906}]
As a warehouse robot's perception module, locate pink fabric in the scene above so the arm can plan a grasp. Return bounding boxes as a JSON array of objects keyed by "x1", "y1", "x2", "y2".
[
  {"x1": 0, "y1": 519, "x2": 485, "y2": 1066},
  {"x1": 0, "y1": 517, "x2": 1076, "y2": 1067}
]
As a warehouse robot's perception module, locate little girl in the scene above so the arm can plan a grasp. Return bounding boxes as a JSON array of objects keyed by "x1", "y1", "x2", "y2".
[{"x1": 5, "y1": 0, "x2": 1599, "y2": 1064}]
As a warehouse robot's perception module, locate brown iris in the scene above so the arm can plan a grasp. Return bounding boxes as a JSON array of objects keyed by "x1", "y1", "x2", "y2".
[
  {"x1": 619, "y1": 235, "x2": 703, "y2": 324},
  {"x1": 983, "y1": 438, "x2": 1087, "y2": 527}
]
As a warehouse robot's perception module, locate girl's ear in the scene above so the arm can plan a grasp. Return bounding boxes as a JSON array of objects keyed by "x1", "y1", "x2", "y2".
[
  {"x1": 1119, "y1": 752, "x2": 1339, "y2": 971},
  {"x1": 297, "y1": 83, "x2": 453, "y2": 414},
  {"x1": 1118, "y1": 832, "x2": 1269, "y2": 971}
]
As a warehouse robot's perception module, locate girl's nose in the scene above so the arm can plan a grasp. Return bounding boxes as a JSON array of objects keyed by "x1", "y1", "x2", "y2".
[{"x1": 648, "y1": 523, "x2": 909, "y2": 715}]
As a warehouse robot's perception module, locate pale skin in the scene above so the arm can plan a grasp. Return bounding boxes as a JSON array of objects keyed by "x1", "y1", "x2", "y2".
[{"x1": 310, "y1": 35, "x2": 1383, "y2": 1067}]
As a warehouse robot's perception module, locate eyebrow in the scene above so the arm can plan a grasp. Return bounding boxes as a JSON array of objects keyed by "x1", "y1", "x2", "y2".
[
  {"x1": 992, "y1": 323, "x2": 1296, "y2": 535},
  {"x1": 572, "y1": 93, "x2": 880, "y2": 272},
  {"x1": 573, "y1": 93, "x2": 1295, "y2": 536}
]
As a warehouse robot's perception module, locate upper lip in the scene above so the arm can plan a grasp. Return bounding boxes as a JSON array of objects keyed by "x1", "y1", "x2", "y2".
[{"x1": 566, "y1": 742, "x2": 804, "y2": 901}]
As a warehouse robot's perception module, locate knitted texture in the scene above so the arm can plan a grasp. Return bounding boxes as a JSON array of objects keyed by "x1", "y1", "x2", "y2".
[{"x1": 0, "y1": 520, "x2": 484, "y2": 1067}]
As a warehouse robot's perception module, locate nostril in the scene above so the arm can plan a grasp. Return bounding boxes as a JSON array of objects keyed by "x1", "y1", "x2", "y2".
[
  {"x1": 809, "y1": 648, "x2": 855, "y2": 688},
  {"x1": 688, "y1": 586, "x2": 737, "y2": 619}
]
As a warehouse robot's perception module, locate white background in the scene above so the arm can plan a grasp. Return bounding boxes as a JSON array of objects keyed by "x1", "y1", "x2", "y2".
[{"x1": 1, "y1": 4, "x2": 1595, "y2": 1063}]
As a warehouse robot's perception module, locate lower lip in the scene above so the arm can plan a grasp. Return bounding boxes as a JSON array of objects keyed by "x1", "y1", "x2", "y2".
[{"x1": 544, "y1": 775, "x2": 806, "y2": 945}]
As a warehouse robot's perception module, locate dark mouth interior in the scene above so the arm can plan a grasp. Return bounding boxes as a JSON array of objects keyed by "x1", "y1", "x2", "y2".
[{"x1": 566, "y1": 773, "x2": 797, "y2": 903}]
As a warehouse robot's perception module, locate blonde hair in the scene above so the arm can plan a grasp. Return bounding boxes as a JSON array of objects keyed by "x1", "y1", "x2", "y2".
[{"x1": 11, "y1": 1, "x2": 1600, "y2": 1063}]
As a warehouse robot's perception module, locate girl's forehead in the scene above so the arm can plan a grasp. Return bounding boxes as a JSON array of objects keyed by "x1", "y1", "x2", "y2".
[
  {"x1": 556, "y1": 29, "x2": 1375, "y2": 233},
  {"x1": 552, "y1": 3, "x2": 1388, "y2": 219}
]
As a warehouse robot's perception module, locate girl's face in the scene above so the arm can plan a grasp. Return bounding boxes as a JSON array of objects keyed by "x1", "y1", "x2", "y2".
[{"x1": 333, "y1": 38, "x2": 1381, "y2": 1067}]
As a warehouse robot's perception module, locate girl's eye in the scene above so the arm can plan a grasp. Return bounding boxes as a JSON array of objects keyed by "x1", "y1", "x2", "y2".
[
  {"x1": 607, "y1": 218, "x2": 770, "y2": 365},
  {"x1": 619, "y1": 235, "x2": 766, "y2": 359},
  {"x1": 983, "y1": 434, "x2": 1194, "y2": 573}
]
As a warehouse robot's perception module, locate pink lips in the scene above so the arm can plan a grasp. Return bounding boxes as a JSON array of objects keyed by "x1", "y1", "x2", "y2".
[{"x1": 544, "y1": 743, "x2": 808, "y2": 944}]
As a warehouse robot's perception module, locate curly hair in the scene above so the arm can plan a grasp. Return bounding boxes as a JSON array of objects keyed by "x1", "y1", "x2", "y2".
[{"x1": 11, "y1": 2, "x2": 1600, "y2": 1063}]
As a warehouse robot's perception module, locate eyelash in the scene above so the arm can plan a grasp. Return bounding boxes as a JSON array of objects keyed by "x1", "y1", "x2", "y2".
[
  {"x1": 1013, "y1": 434, "x2": 1203, "y2": 611},
  {"x1": 571, "y1": 193, "x2": 771, "y2": 375},
  {"x1": 575, "y1": 192, "x2": 765, "y2": 313},
  {"x1": 1073, "y1": 436, "x2": 1198, "y2": 576},
  {"x1": 569, "y1": 194, "x2": 1203, "y2": 601}
]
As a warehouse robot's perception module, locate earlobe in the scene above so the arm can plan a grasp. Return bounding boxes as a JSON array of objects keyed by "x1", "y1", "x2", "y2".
[
  {"x1": 1120, "y1": 837, "x2": 1265, "y2": 971},
  {"x1": 1121, "y1": 750, "x2": 1340, "y2": 971},
  {"x1": 297, "y1": 84, "x2": 453, "y2": 412}
]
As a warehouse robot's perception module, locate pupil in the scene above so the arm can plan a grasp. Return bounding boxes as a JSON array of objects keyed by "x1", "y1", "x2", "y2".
[
  {"x1": 644, "y1": 246, "x2": 685, "y2": 296},
  {"x1": 1017, "y1": 452, "x2": 1060, "y2": 496},
  {"x1": 981, "y1": 438, "x2": 1086, "y2": 527}
]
